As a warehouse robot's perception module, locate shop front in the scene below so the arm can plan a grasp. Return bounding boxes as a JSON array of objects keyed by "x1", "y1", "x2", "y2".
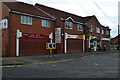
[
  {"x1": 65, "y1": 33, "x2": 85, "y2": 53},
  {"x1": 89, "y1": 36, "x2": 102, "y2": 51}
]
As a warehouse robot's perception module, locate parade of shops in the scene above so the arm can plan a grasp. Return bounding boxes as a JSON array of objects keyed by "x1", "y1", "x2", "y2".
[{"x1": 1, "y1": 2, "x2": 111, "y2": 57}]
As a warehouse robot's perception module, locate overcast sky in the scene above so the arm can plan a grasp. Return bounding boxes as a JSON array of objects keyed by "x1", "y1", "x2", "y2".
[{"x1": 17, "y1": 0, "x2": 119, "y2": 37}]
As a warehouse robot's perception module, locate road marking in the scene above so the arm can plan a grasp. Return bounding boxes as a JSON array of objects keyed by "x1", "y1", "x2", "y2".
[
  {"x1": 1, "y1": 54, "x2": 98, "y2": 66},
  {"x1": 32, "y1": 55, "x2": 95, "y2": 65},
  {"x1": 94, "y1": 63, "x2": 98, "y2": 66},
  {"x1": 52, "y1": 65, "x2": 56, "y2": 66},
  {"x1": 0, "y1": 65, "x2": 15, "y2": 67}
]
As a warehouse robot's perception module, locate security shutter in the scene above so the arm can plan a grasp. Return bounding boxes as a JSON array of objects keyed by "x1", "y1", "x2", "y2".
[
  {"x1": 67, "y1": 39, "x2": 83, "y2": 53},
  {"x1": 20, "y1": 38, "x2": 49, "y2": 54}
]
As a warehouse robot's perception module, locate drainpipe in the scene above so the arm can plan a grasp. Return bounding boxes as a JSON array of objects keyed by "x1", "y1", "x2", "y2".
[
  {"x1": 5, "y1": 16, "x2": 10, "y2": 57},
  {"x1": 62, "y1": 20, "x2": 65, "y2": 54},
  {"x1": 83, "y1": 23, "x2": 87, "y2": 52}
]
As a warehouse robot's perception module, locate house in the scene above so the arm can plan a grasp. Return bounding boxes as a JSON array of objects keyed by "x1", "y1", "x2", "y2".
[
  {"x1": 1, "y1": 2, "x2": 111, "y2": 57},
  {"x1": 111, "y1": 34, "x2": 120, "y2": 49}
]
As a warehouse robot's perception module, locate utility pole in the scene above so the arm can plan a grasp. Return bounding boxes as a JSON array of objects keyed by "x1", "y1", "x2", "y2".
[{"x1": 118, "y1": 25, "x2": 120, "y2": 50}]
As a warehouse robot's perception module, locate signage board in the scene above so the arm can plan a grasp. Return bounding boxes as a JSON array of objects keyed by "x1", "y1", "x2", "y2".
[
  {"x1": 22, "y1": 33, "x2": 49, "y2": 38},
  {"x1": 102, "y1": 38, "x2": 110, "y2": 41},
  {"x1": 55, "y1": 28, "x2": 61, "y2": 43},
  {"x1": 46, "y1": 43, "x2": 56, "y2": 49},
  {"x1": 66, "y1": 34, "x2": 84, "y2": 39}
]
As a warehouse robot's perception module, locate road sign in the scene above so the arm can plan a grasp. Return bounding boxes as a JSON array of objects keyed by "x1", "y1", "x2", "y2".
[{"x1": 46, "y1": 43, "x2": 56, "y2": 49}]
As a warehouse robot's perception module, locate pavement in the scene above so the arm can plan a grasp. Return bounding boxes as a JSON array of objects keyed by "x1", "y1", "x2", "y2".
[{"x1": 1, "y1": 50, "x2": 119, "y2": 66}]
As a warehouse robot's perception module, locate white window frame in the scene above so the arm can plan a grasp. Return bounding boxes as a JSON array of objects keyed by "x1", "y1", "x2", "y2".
[
  {"x1": 102, "y1": 29, "x2": 104, "y2": 34},
  {"x1": 89, "y1": 25, "x2": 94, "y2": 32},
  {"x1": 96, "y1": 27, "x2": 100, "y2": 33},
  {"x1": 65, "y1": 21, "x2": 72, "y2": 29},
  {"x1": 106, "y1": 29, "x2": 109, "y2": 35},
  {"x1": 21, "y1": 15, "x2": 32, "y2": 25},
  {"x1": 77, "y1": 24, "x2": 83, "y2": 31},
  {"x1": 42, "y1": 19, "x2": 50, "y2": 27}
]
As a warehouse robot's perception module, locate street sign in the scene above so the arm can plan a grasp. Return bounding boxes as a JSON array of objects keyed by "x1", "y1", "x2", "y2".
[{"x1": 46, "y1": 43, "x2": 56, "y2": 49}]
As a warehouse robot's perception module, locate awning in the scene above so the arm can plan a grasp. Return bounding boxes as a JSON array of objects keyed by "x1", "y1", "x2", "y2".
[{"x1": 91, "y1": 36, "x2": 102, "y2": 40}]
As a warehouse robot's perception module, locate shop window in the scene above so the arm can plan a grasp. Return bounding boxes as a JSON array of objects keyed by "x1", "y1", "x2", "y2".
[
  {"x1": 97, "y1": 41, "x2": 100, "y2": 45},
  {"x1": 90, "y1": 40, "x2": 94, "y2": 49},
  {"x1": 42, "y1": 19, "x2": 50, "y2": 27},
  {"x1": 21, "y1": 15, "x2": 32, "y2": 25},
  {"x1": 66, "y1": 21, "x2": 72, "y2": 29},
  {"x1": 77, "y1": 24, "x2": 83, "y2": 31}
]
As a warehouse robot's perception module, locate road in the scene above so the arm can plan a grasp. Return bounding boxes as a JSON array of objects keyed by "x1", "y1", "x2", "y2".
[{"x1": 2, "y1": 52, "x2": 118, "y2": 78}]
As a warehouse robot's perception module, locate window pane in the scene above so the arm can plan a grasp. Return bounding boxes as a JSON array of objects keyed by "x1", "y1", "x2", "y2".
[
  {"x1": 21, "y1": 15, "x2": 24, "y2": 23},
  {"x1": 66, "y1": 22, "x2": 68, "y2": 28},
  {"x1": 28, "y1": 17, "x2": 32, "y2": 24},
  {"x1": 42, "y1": 19, "x2": 50, "y2": 27}
]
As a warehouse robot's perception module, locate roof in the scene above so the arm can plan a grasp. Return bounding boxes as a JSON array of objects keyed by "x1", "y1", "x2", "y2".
[
  {"x1": 83, "y1": 15, "x2": 95, "y2": 22},
  {"x1": 3, "y1": 2, "x2": 55, "y2": 20},
  {"x1": 112, "y1": 34, "x2": 120, "y2": 39},
  {"x1": 101, "y1": 25, "x2": 111, "y2": 30},
  {"x1": 35, "y1": 3, "x2": 108, "y2": 27},
  {"x1": 35, "y1": 3, "x2": 85, "y2": 23}
]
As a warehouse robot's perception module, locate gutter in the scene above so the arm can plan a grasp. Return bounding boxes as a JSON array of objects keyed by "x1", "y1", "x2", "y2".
[{"x1": 10, "y1": 10, "x2": 55, "y2": 21}]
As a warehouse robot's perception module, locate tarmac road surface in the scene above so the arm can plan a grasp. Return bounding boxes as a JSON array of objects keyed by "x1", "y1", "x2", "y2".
[{"x1": 2, "y1": 51, "x2": 119, "y2": 79}]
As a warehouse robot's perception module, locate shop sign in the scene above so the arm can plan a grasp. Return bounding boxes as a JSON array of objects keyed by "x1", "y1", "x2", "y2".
[
  {"x1": 22, "y1": 33, "x2": 49, "y2": 38},
  {"x1": 67, "y1": 34, "x2": 84, "y2": 39}
]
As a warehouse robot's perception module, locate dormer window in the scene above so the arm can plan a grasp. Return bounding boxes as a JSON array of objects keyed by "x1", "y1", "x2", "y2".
[{"x1": 65, "y1": 21, "x2": 72, "y2": 29}]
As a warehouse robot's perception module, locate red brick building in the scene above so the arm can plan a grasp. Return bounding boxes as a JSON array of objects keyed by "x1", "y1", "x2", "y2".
[
  {"x1": 35, "y1": 3, "x2": 86, "y2": 54},
  {"x1": 110, "y1": 34, "x2": 120, "y2": 49},
  {"x1": 83, "y1": 16, "x2": 111, "y2": 52},
  {"x1": 1, "y1": 2, "x2": 55, "y2": 56},
  {"x1": 1, "y1": 2, "x2": 111, "y2": 57},
  {"x1": 35, "y1": 4, "x2": 111, "y2": 52}
]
